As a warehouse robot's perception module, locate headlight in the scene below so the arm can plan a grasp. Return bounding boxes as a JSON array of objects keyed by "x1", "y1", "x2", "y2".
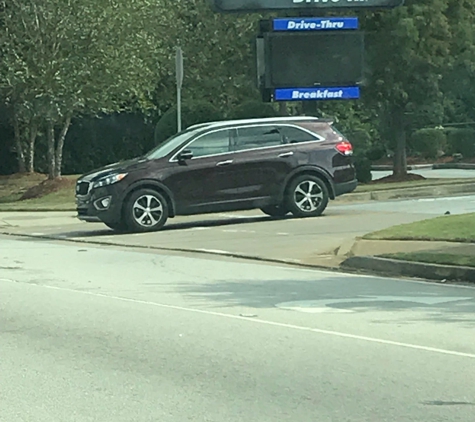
[{"x1": 92, "y1": 173, "x2": 128, "y2": 189}]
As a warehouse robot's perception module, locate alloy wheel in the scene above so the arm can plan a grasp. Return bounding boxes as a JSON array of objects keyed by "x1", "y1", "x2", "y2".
[
  {"x1": 132, "y1": 194, "x2": 164, "y2": 227},
  {"x1": 293, "y1": 180, "x2": 324, "y2": 213}
]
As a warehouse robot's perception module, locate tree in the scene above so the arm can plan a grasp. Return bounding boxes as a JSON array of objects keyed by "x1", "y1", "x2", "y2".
[
  {"x1": 0, "y1": 0, "x2": 171, "y2": 178},
  {"x1": 362, "y1": 0, "x2": 453, "y2": 176},
  {"x1": 154, "y1": 0, "x2": 261, "y2": 112}
]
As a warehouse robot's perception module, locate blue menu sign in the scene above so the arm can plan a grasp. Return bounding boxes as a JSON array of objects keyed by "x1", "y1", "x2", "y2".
[
  {"x1": 273, "y1": 17, "x2": 358, "y2": 31},
  {"x1": 274, "y1": 87, "x2": 360, "y2": 101}
]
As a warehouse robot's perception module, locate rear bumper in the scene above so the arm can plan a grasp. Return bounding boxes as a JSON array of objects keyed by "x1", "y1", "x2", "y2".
[{"x1": 334, "y1": 179, "x2": 358, "y2": 197}]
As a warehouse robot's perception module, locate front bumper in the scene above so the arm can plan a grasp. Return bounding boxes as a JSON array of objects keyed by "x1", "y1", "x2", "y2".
[{"x1": 76, "y1": 185, "x2": 123, "y2": 224}]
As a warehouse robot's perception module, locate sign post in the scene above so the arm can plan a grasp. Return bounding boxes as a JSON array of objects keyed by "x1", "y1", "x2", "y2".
[{"x1": 175, "y1": 46, "x2": 184, "y2": 133}]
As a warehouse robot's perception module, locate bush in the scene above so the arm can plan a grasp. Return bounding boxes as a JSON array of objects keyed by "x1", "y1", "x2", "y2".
[
  {"x1": 227, "y1": 100, "x2": 278, "y2": 120},
  {"x1": 446, "y1": 128, "x2": 475, "y2": 158},
  {"x1": 154, "y1": 101, "x2": 224, "y2": 145},
  {"x1": 354, "y1": 155, "x2": 372, "y2": 184},
  {"x1": 410, "y1": 128, "x2": 446, "y2": 159}
]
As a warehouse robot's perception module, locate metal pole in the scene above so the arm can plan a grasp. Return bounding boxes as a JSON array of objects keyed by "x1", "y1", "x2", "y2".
[
  {"x1": 175, "y1": 46, "x2": 184, "y2": 133},
  {"x1": 177, "y1": 84, "x2": 182, "y2": 133}
]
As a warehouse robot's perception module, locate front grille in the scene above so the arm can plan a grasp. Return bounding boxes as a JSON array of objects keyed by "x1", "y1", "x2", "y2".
[{"x1": 76, "y1": 181, "x2": 90, "y2": 196}]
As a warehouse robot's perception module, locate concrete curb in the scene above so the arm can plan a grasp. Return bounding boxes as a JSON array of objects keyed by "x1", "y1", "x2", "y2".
[
  {"x1": 341, "y1": 256, "x2": 475, "y2": 282},
  {"x1": 0, "y1": 231, "x2": 341, "y2": 273},
  {"x1": 336, "y1": 181, "x2": 475, "y2": 202},
  {"x1": 372, "y1": 163, "x2": 475, "y2": 171},
  {"x1": 433, "y1": 163, "x2": 475, "y2": 170},
  {"x1": 371, "y1": 164, "x2": 434, "y2": 171}
]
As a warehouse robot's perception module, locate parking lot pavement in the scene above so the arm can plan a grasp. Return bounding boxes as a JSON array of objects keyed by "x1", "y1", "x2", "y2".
[
  {"x1": 2, "y1": 194, "x2": 474, "y2": 267},
  {"x1": 373, "y1": 169, "x2": 475, "y2": 180}
]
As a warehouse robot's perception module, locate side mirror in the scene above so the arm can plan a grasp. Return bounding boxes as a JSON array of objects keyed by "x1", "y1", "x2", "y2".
[{"x1": 178, "y1": 149, "x2": 193, "y2": 162}]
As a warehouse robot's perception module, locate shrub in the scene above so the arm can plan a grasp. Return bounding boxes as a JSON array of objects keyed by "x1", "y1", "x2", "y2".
[
  {"x1": 446, "y1": 128, "x2": 475, "y2": 158},
  {"x1": 154, "y1": 101, "x2": 224, "y2": 145},
  {"x1": 354, "y1": 155, "x2": 372, "y2": 184},
  {"x1": 410, "y1": 128, "x2": 446, "y2": 159},
  {"x1": 227, "y1": 100, "x2": 278, "y2": 120}
]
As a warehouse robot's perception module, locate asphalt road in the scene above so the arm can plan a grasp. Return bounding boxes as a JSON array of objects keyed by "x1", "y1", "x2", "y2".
[
  {"x1": 2, "y1": 195, "x2": 475, "y2": 266},
  {"x1": 1, "y1": 236, "x2": 475, "y2": 421}
]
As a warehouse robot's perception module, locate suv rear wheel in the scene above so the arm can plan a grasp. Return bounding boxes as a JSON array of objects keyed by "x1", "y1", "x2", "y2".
[
  {"x1": 124, "y1": 189, "x2": 169, "y2": 232},
  {"x1": 286, "y1": 174, "x2": 329, "y2": 218}
]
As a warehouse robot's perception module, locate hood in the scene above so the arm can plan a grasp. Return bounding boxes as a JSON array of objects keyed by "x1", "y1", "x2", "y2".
[{"x1": 78, "y1": 157, "x2": 148, "y2": 183}]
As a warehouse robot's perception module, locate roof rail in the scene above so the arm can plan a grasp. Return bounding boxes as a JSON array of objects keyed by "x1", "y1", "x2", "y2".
[{"x1": 186, "y1": 116, "x2": 323, "y2": 130}]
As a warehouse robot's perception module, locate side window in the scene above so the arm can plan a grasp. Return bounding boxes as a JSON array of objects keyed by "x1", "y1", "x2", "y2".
[
  {"x1": 187, "y1": 130, "x2": 231, "y2": 158},
  {"x1": 280, "y1": 126, "x2": 318, "y2": 144},
  {"x1": 235, "y1": 126, "x2": 283, "y2": 151}
]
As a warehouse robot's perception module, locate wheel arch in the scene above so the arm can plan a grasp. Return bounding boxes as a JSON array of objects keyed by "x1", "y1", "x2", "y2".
[
  {"x1": 122, "y1": 180, "x2": 176, "y2": 217},
  {"x1": 283, "y1": 167, "x2": 335, "y2": 200}
]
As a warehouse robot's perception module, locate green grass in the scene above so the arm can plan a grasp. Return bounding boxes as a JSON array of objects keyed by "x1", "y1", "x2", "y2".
[
  {"x1": 355, "y1": 178, "x2": 475, "y2": 193},
  {"x1": 381, "y1": 252, "x2": 475, "y2": 268},
  {"x1": 364, "y1": 213, "x2": 475, "y2": 243},
  {"x1": 0, "y1": 174, "x2": 77, "y2": 211},
  {"x1": 0, "y1": 188, "x2": 75, "y2": 211}
]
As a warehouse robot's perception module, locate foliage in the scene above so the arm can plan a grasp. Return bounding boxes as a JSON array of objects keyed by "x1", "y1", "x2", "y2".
[
  {"x1": 446, "y1": 128, "x2": 475, "y2": 158},
  {"x1": 410, "y1": 128, "x2": 446, "y2": 159},
  {"x1": 0, "y1": 0, "x2": 170, "y2": 177},
  {"x1": 154, "y1": 101, "x2": 224, "y2": 145},
  {"x1": 62, "y1": 113, "x2": 155, "y2": 174},
  {"x1": 228, "y1": 100, "x2": 278, "y2": 120}
]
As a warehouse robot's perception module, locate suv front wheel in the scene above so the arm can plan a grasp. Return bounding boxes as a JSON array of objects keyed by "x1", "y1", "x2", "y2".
[
  {"x1": 286, "y1": 175, "x2": 329, "y2": 218},
  {"x1": 260, "y1": 205, "x2": 289, "y2": 218},
  {"x1": 124, "y1": 189, "x2": 169, "y2": 232}
]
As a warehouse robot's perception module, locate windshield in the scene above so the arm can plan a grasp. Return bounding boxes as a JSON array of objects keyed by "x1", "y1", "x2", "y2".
[{"x1": 144, "y1": 128, "x2": 203, "y2": 160}]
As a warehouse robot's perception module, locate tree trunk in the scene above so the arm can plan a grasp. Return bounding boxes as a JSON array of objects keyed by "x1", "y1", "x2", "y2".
[
  {"x1": 47, "y1": 121, "x2": 56, "y2": 180},
  {"x1": 278, "y1": 102, "x2": 288, "y2": 116},
  {"x1": 26, "y1": 119, "x2": 38, "y2": 173},
  {"x1": 53, "y1": 114, "x2": 72, "y2": 178},
  {"x1": 12, "y1": 114, "x2": 26, "y2": 173},
  {"x1": 392, "y1": 108, "x2": 407, "y2": 177}
]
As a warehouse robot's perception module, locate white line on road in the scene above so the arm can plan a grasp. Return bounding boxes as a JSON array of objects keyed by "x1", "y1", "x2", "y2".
[
  {"x1": 196, "y1": 248, "x2": 230, "y2": 255},
  {"x1": 4, "y1": 278, "x2": 475, "y2": 360}
]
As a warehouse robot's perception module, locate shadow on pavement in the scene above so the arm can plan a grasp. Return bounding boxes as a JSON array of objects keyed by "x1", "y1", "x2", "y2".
[
  {"x1": 44, "y1": 214, "x2": 296, "y2": 239},
  {"x1": 171, "y1": 277, "x2": 475, "y2": 326}
]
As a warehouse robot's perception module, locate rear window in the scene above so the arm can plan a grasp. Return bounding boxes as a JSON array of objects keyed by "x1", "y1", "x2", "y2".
[
  {"x1": 297, "y1": 122, "x2": 345, "y2": 140},
  {"x1": 279, "y1": 126, "x2": 318, "y2": 143}
]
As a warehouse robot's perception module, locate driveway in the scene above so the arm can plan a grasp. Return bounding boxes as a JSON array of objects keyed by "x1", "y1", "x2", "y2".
[{"x1": 1, "y1": 194, "x2": 475, "y2": 266}]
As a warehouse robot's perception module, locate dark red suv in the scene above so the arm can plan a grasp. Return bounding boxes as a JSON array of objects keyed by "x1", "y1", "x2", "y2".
[{"x1": 75, "y1": 116, "x2": 357, "y2": 232}]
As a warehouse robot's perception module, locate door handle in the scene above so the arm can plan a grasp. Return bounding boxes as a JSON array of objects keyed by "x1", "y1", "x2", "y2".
[
  {"x1": 278, "y1": 152, "x2": 294, "y2": 158},
  {"x1": 216, "y1": 159, "x2": 233, "y2": 167}
]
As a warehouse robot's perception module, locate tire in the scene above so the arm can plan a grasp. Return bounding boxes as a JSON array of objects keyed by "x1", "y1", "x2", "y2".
[
  {"x1": 260, "y1": 205, "x2": 289, "y2": 218},
  {"x1": 123, "y1": 189, "x2": 169, "y2": 233},
  {"x1": 285, "y1": 174, "x2": 329, "y2": 218},
  {"x1": 103, "y1": 221, "x2": 128, "y2": 232}
]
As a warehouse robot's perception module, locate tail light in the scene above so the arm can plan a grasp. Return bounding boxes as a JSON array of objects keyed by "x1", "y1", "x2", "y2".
[{"x1": 336, "y1": 141, "x2": 353, "y2": 156}]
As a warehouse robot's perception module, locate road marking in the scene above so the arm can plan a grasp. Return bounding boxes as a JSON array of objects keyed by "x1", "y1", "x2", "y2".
[
  {"x1": 217, "y1": 213, "x2": 263, "y2": 219},
  {"x1": 196, "y1": 248, "x2": 230, "y2": 254},
  {"x1": 3, "y1": 278, "x2": 475, "y2": 360},
  {"x1": 222, "y1": 229, "x2": 256, "y2": 234},
  {"x1": 276, "y1": 296, "x2": 474, "y2": 314}
]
